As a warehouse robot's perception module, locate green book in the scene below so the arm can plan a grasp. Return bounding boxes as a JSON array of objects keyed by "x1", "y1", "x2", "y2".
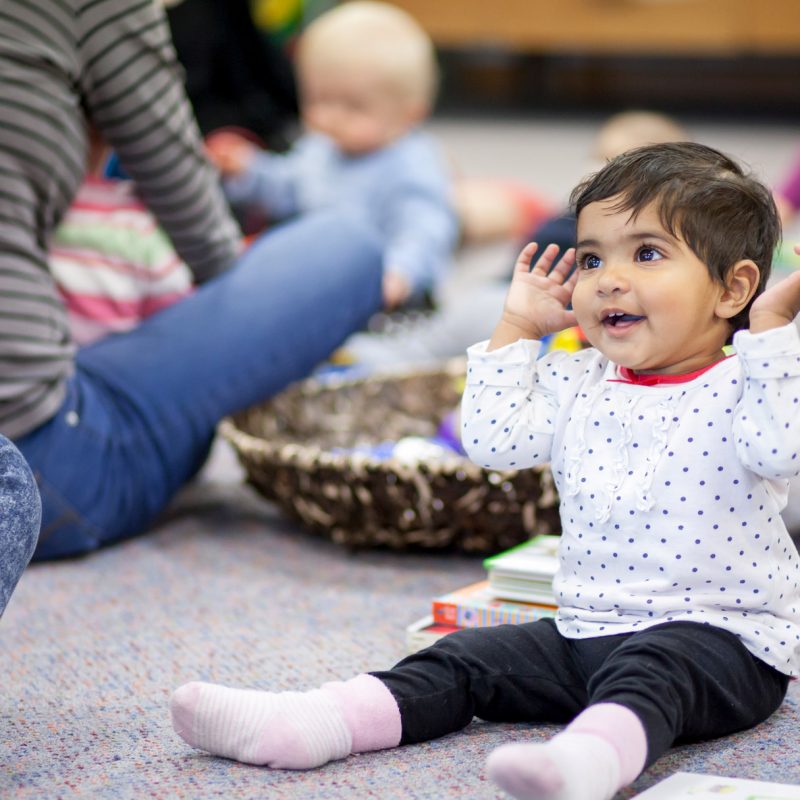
[{"x1": 483, "y1": 535, "x2": 560, "y2": 604}]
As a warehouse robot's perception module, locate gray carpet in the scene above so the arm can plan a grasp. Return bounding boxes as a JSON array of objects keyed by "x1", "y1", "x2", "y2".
[
  {"x1": 2, "y1": 475, "x2": 799, "y2": 799},
  {"x1": 3, "y1": 113, "x2": 800, "y2": 798}
]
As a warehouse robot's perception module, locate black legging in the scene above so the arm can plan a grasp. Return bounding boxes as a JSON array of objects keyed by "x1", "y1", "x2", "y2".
[{"x1": 371, "y1": 619, "x2": 789, "y2": 769}]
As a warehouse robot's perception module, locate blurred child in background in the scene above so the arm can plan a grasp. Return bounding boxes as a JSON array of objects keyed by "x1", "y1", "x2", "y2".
[
  {"x1": 206, "y1": 1, "x2": 458, "y2": 311},
  {"x1": 775, "y1": 148, "x2": 800, "y2": 229},
  {"x1": 341, "y1": 110, "x2": 687, "y2": 367},
  {"x1": 49, "y1": 126, "x2": 193, "y2": 346}
]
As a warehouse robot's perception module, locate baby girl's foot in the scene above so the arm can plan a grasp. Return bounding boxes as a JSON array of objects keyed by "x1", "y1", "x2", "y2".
[
  {"x1": 170, "y1": 673, "x2": 401, "y2": 769},
  {"x1": 487, "y1": 702, "x2": 647, "y2": 800},
  {"x1": 170, "y1": 682, "x2": 351, "y2": 768},
  {"x1": 486, "y1": 733, "x2": 621, "y2": 800}
]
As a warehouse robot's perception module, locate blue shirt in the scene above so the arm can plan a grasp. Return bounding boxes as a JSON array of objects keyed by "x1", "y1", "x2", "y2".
[{"x1": 224, "y1": 130, "x2": 458, "y2": 298}]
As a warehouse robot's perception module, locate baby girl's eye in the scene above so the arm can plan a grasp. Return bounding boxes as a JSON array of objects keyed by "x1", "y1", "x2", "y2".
[
  {"x1": 637, "y1": 246, "x2": 662, "y2": 262},
  {"x1": 580, "y1": 254, "x2": 602, "y2": 270}
]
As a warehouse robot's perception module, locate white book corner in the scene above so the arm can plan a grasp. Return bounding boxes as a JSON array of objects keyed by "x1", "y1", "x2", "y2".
[{"x1": 631, "y1": 771, "x2": 800, "y2": 799}]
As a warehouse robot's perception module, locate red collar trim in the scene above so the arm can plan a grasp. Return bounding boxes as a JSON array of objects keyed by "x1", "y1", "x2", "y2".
[{"x1": 610, "y1": 355, "x2": 731, "y2": 386}]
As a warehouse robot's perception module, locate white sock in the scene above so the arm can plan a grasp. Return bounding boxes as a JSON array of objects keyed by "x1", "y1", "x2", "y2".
[
  {"x1": 486, "y1": 732, "x2": 622, "y2": 800},
  {"x1": 170, "y1": 681, "x2": 352, "y2": 769}
]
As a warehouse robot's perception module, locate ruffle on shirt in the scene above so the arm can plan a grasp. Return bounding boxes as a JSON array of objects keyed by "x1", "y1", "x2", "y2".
[
  {"x1": 564, "y1": 386, "x2": 678, "y2": 523},
  {"x1": 563, "y1": 382, "x2": 604, "y2": 505}
]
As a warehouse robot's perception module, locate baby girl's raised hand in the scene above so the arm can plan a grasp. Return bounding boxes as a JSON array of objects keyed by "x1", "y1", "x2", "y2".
[
  {"x1": 488, "y1": 242, "x2": 578, "y2": 350},
  {"x1": 748, "y1": 246, "x2": 800, "y2": 333}
]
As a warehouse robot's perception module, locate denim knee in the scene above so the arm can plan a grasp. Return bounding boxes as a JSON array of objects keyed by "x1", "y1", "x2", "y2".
[{"x1": 0, "y1": 435, "x2": 41, "y2": 614}]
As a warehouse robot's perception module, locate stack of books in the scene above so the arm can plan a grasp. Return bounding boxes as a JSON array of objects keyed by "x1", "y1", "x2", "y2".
[{"x1": 406, "y1": 534, "x2": 560, "y2": 652}]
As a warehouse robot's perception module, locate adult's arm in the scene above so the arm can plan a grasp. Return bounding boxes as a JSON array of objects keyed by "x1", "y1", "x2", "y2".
[{"x1": 78, "y1": 0, "x2": 241, "y2": 282}]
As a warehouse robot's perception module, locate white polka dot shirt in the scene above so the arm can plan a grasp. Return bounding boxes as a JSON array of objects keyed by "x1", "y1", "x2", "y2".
[{"x1": 463, "y1": 323, "x2": 800, "y2": 676}]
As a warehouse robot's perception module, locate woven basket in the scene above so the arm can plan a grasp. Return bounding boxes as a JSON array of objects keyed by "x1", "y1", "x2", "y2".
[{"x1": 220, "y1": 359, "x2": 561, "y2": 553}]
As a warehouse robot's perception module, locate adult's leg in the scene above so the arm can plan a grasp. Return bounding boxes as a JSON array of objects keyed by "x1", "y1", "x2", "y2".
[
  {"x1": 17, "y1": 211, "x2": 382, "y2": 559},
  {"x1": 170, "y1": 620, "x2": 588, "y2": 768},
  {"x1": 0, "y1": 435, "x2": 40, "y2": 615}
]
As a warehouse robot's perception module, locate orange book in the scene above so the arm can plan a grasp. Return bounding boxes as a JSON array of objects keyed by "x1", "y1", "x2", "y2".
[
  {"x1": 405, "y1": 615, "x2": 461, "y2": 653},
  {"x1": 432, "y1": 580, "x2": 557, "y2": 628}
]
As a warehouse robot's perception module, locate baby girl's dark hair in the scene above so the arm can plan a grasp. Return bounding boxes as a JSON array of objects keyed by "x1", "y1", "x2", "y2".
[{"x1": 570, "y1": 141, "x2": 781, "y2": 335}]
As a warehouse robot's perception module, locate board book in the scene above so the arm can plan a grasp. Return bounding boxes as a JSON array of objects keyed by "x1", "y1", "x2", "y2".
[
  {"x1": 405, "y1": 615, "x2": 460, "y2": 653},
  {"x1": 631, "y1": 771, "x2": 800, "y2": 799},
  {"x1": 432, "y1": 579, "x2": 557, "y2": 627},
  {"x1": 483, "y1": 534, "x2": 560, "y2": 604}
]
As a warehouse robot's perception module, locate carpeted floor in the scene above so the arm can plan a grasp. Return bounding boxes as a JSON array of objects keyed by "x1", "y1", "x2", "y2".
[
  {"x1": 3, "y1": 112, "x2": 800, "y2": 798},
  {"x1": 2, "y1": 476, "x2": 799, "y2": 800}
]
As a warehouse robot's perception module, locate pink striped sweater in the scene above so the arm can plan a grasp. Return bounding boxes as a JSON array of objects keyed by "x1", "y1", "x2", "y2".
[{"x1": 49, "y1": 177, "x2": 193, "y2": 346}]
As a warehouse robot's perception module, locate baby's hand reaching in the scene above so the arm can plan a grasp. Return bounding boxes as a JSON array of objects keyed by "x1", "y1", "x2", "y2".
[
  {"x1": 748, "y1": 246, "x2": 800, "y2": 333},
  {"x1": 205, "y1": 131, "x2": 257, "y2": 177},
  {"x1": 488, "y1": 242, "x2": 577, "y2": 350},
  {"x1": 381, "y1": 271, "x2": 412, "y2": 310}
]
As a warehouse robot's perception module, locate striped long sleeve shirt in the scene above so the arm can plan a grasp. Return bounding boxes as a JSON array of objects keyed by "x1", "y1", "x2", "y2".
[{"x1": 0, "y1": 0, "x2": 241, "y2": 438}]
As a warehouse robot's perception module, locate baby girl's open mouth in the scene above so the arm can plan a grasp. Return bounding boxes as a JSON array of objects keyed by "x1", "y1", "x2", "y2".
[{"x1": 601, "y1": 311, "x2": 645, "y2": 330}]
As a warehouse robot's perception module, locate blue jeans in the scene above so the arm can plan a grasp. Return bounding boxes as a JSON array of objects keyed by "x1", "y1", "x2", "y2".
[
  {"x1": 0, "y1": 435, "x2": 40, "y2": 614},
  {"x1": 15, "y1": 211, "x2": 382, "y2": 560}
]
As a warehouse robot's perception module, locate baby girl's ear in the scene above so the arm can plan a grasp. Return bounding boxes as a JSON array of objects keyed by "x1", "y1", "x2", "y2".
[{"x1": 715, "y1": 259, "x2": 760, "y2": 320}]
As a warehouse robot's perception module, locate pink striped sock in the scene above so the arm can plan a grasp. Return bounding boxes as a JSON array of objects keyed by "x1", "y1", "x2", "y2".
[
  {"x1": 566, "y1": 702, "x2": 648, "y2": 785},
  {"x1": 486, "y1": 703, "x2": 647, "y2": 800},
  {"x1": 170, "y1": 674, "x2": 401, "y2": 769},
  {"x1": 321, "y1": 674, "x2": 402, "y2": 753}
]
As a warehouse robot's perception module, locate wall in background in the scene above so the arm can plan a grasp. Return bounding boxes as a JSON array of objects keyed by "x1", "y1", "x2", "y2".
[{"x1": 384, "y1": 0, "x2": 800, "y2": 117}]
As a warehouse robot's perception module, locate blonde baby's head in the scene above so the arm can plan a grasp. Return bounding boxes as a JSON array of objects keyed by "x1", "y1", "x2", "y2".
[
  {"x1": 297, "y1": 1, "x2": 437, "y2": 155},
  {"x1": 593, "y1": 111, "x2": 688, "y2": 164}
]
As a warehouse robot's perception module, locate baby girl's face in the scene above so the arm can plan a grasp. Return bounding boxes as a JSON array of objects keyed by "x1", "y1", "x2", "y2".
[{"x1": 572, "y1": 197, "x2": 733, "y2": 375}]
